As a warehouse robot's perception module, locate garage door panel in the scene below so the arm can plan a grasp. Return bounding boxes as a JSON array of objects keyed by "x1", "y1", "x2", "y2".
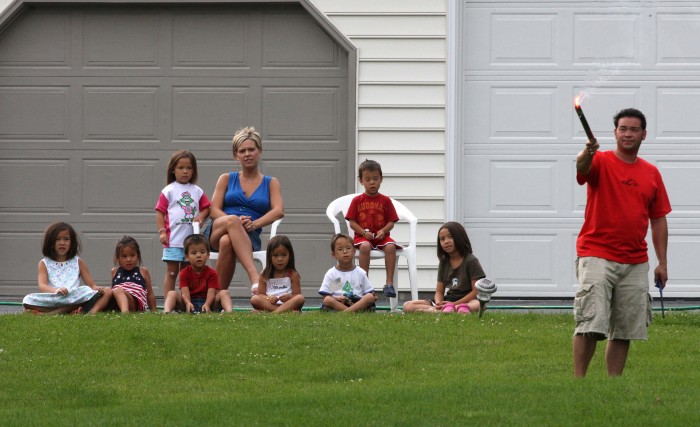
[
  {"x1": 666, "y1": 234, "x2": 700, "y2": 295},
  {"x1": 82, "y1": 159, "x2": 159, "y2": 214},
  {"x1": 463, "y1": 156, "x2": 577, "y2": 218},
  {"x1": 463, "y1": 8, "x2": 556, "y2": 67},
  {"x1": 172, "y1": 87, "x2": 249, "y2": 140},
  {"x1": 490, "y1": 233, "x2": 559, "y2": 283},
  {"x1": 0, "y1": 9, "x2": 69, "y2": 66},
  {"x1": 0, "y1": 158, "x2": 70, "y2": 214},
  {"x1": 656, "y1": 14, "x2": 700, "y2": 64},
  {"x1": 0, "y1": 232, "x2": 43, "y2": 293},
  {"x1": 491, "y1": 13, "x2": 557, "y2": 65},
  {"x1": 172, "y1": 12, "x2": 249, "y2": 68},
  {"x1": 574, "y1": 14, "x2": 639, "y2": 64},
  {"x1": 656, "y1": 159, "x2": 700, "y2": 216},
  {"x1": 267, "y1": 159, "x2": 341, "y2": 214},
  {"x1": 657, "y1": 88, "x2": 700, "y2": 138},
  {"x1": 489, "y1": 87, "x2": 556, "y2": 138},
  {"x1": 466, "y1": 226, "x2": 579, "y2": 296},
  {"x1": 262, "y1": 12, "x2": 339, "y2": 68},
  {"x1": 489, "y1": 160, "x2": 558, "y2": 213},
  {"x1": 83, "y1": 11, "x2": 160, "y2": 68},
  {"x1": 83, "y1": 86, "x2": 159, "y2": 141},
  {"x1": 263, "y1": 87, "x2": 340, "y2": 140},
  {"x1": 0, "y1": 86, "x2": 69, "y2": 139}
]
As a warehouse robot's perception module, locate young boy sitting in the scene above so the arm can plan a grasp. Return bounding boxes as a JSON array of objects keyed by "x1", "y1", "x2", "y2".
[
  {"x1": 319, "y1": 233, "x2": 377, "y2": 312},
  {"x1": 345, "y1": 159, "x2": 400, "y2": 298},
  {"x1": 163, "y1": 234, "x2": 232, "y2": 313}
]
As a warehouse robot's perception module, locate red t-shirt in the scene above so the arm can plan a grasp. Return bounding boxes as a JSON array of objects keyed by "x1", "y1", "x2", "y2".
[
  {"x1": 345, "y1": 193, "x2": 399, "y2": 234},
  {"x1": 178, "y1": 265, "x2": 220, "y2": 298},
  {"x1": 576, "y1": 150, "x2": 672, "y2": 264}
]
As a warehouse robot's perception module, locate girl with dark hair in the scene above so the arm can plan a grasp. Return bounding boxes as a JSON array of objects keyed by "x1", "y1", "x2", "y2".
[
  {"x1": 155, "y1": 149, "x2": 210, "y2": 298},
  {"x1": 403, "y1": 222, "x2": 486, "y2": 314},
  {"x1": 23, "y1": 222, "x2": 112, "y2": 314},
  {"x1": 250, "y1": 235, "x2": 305, "y2": 313},
  {"x1": 111, "y1": 236, "x2": 156, "y2": 313}
]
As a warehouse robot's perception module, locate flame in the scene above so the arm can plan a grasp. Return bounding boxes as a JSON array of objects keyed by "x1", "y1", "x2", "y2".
[{"x1": 575, "y1": 91, "x2": 589, "y2": 108}]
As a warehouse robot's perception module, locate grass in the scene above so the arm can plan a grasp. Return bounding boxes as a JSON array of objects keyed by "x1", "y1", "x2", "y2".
[{"x1": 0, "y1": 311, "x2": 699, "y2": 426}]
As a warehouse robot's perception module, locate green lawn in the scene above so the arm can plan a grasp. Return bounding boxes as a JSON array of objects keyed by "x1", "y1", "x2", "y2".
[{"x1": 0, "y1": 312, "x2": 698, "y2": 426}]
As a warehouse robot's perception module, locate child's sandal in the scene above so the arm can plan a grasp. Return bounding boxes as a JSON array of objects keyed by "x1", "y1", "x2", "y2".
[
  {"x1": 441, "y1": 302, "x2": 456, "y2": 313},
  {"x1": 456, "y1": 304, "x2": 471, "y2": 314}
]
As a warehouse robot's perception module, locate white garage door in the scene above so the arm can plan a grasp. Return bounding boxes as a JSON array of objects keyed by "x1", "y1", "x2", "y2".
[
  {"x1": 0, "y1": 2, "x2": 352, "y2": 298},
  {"x1": 460, "y1": 1, "x2": 700, "y2": 297}
]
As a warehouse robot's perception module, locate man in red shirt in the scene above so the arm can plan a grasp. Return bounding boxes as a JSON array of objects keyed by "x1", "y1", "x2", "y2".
[{"x1": 573, "y1": 108, "x2": 671, "y2": 378}]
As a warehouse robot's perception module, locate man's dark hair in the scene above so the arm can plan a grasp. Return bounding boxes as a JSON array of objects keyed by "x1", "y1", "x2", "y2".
[{"x1": 614, "y1": 108, "x2": 646, "y2": 130}]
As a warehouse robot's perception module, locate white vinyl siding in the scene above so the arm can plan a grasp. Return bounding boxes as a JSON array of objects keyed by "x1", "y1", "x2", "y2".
[{"x1": 312, "y1": 0, "x2": 449, "y2": 290}]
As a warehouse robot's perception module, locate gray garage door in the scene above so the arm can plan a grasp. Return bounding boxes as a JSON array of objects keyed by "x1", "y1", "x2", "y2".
[{"x1": 0, "y1": 2, "x2": 352, "y2": 298}]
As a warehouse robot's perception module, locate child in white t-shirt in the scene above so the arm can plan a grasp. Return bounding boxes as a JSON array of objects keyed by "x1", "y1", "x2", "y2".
[
  {"x1": 319, "y1": 234, "x2": 376, "y2": 312},
  {"x1": 155, "y1": 150, "x2": 210, "y2": 297}
]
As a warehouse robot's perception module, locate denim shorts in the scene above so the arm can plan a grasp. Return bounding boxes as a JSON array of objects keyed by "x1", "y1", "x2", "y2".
[
  {"x1": 191, "y1": 296, "x2": 207, "y2": 313},
  {"x1": 162, "y1": 247, "x2": 185, "y2": 262}
]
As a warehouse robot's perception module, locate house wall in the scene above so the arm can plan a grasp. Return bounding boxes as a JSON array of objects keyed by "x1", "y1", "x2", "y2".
[
  {"x1": 0, "y1": 0, "x2": 450, "y2": 294},
  {"x1": 310, "y1": 0, "x2": 449, "y2": 290}
]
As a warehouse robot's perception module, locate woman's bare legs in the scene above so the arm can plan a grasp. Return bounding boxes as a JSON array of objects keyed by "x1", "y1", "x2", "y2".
[
  {"x1": 211, "y1": 215, "x2": 260, "y2": 289},
  {"x1": 216, "y1": 234, "x2": 237, "y2": 290},
  {"x1": 217, "y1": 289, "x2": 232, "y2": 312}
]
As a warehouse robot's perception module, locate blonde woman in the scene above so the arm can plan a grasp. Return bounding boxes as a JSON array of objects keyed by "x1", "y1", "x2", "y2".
[{"x1": 208, "y1": 127, "x2": 284, "y2": 294}]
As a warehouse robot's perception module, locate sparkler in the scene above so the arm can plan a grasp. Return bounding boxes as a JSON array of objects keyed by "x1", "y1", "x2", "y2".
[{"x1": 574, "y1": 96, "x2": 596, "y2": 141}]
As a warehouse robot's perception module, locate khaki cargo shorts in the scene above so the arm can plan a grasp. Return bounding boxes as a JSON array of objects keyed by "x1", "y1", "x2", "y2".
[{"x1": 574, "y1": 257, "x2": 652, "y2": 340}]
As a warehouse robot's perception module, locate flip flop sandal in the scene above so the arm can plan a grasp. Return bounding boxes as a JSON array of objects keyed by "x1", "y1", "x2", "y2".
[
  {"x1": 456, "y1": 304, "x2": 471, "y2": 314},
  {"x1": 441, "y1": 302, "x2": 456, "y2": 313}
]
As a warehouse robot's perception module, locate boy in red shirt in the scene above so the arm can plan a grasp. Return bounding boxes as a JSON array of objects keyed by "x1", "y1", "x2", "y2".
[
  {"x1": 345, "y1": 160, "x2": 400, "y2": 298},
  {"x1": 163, "y1": 234, "x2": 232, "y2": 313}
]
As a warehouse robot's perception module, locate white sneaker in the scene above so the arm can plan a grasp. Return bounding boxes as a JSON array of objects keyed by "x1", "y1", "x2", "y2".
[
  {"x1": 251, "y1": 283, "x2": 259, "y2": 296},
  {"x1": 476, "y1": 278, "x2": 497, "y2": 303}
]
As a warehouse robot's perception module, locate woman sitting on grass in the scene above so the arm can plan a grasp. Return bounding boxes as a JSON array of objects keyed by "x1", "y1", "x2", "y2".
[{"x1": 402, "y1": 222, "x2": 486, "y2": 314}]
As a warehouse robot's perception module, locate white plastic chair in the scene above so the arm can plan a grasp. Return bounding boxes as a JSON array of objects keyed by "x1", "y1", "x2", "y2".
[
  {"x1": 193, "y1": 219, "x2": 282, "y2": 272},
  {"x1": 325, "y1": 194, "x2": 419, "y2": 311}
]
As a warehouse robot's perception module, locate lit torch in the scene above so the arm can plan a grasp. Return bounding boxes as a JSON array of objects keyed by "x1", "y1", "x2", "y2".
[{"x1": 574, "y1": 95, "x2": 596, "y2": 142}]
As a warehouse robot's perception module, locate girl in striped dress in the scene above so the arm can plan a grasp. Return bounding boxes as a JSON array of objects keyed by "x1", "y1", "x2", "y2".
[{"x1": 111, "y1": 236, "x2": 156, "y2": 313}]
